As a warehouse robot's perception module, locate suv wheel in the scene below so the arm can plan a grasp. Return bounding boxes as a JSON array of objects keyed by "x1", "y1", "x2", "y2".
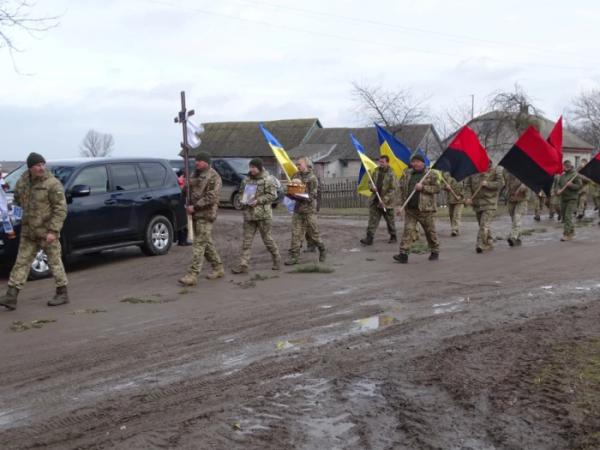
[
  {"x1": 141, "y1": 215, "x2": 173, "y2": 256},
  {"x1": 29, "y1": 250, "x2": 51, "y2": 280},
  {"x1": 232, "y1": 192, "x2": 243, "y2": 210}
]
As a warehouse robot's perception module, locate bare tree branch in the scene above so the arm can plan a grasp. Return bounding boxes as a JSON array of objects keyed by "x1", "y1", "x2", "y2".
[
  {"x1": 0, "y1": 0, "x2": 60, "y2": 72},
  {"x1": 568, "y1": 89, "x2": 600, "y2": 150},
  {"x1": 80, "y1": 129, "x2": 115, "y2": 158},
  {"x1": 351, "y1": 81, "x2": 430, "y2": 132}
]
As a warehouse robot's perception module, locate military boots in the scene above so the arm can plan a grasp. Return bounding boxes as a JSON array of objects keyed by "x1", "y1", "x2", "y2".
[
  {"x1": 48, "y1": 286, "x2": 69, "y2": 307},
  {"x1": 0, "y1": 286, "x2": 19, "y2": 311}
]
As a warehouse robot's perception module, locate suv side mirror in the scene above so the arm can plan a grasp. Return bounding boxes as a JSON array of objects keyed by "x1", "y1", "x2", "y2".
[{"x1": 71, "y1": 184, "x2": 91, "y2": 198}]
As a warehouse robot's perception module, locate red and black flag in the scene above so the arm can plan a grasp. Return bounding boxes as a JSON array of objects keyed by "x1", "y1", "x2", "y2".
[
  {"x1": 499, "y1": 126, "x2": 562, "y2": 196},
  {"x1": 547, "y1": 116, "x2": 563, "y2": 174},
  {"x1": 579, "y1": 153, "x2": 600, "y2": 185},
  {"x1": 433, "y1": 126, "x2": 490, "y2": 181}
]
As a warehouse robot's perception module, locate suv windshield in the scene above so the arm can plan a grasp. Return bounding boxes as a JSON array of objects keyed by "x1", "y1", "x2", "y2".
[{"x1": 4, "y1": 164, "x2": 75, "y2": 192}]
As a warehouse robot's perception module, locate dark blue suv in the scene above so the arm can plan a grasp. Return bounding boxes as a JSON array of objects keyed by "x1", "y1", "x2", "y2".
[{"x1": 1, "y1": 158, "x2": 186, "y2": 278}]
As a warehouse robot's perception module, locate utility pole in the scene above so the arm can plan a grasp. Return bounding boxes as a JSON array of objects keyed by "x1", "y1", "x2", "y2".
[
  {"x1": 174, "y1": 91, "x2": 195, "y2": 204},
  {"x1": 470, "y1": 94, "x2": 475, "y2": 120}
]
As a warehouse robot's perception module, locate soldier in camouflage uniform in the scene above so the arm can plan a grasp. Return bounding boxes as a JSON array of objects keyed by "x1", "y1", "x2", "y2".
[
  {"x1": 360, "y1": 155, "x2": 398, "y2": 245},
  {"x1": 0, "y1": 153, "x2": 69, "y2": 311},
  {"x1": 305, "y1": 161, "x2": 321, "y2": 252},
  {"x1": 232, "y1": 158, "x2": 281, "y2": 273},
  {"x1": 550, "y1": 175, "x2": 562, "y2": 221},
  {"x1": 393, "y1": 153, "x2": 440, "y2": 264},
  {"x1": 442, "y1": 172, "x2": 464, "y2": 236},
  {"x1": 465, "y1": 165, "x2": 504, "y2": 253},
  {"x1": 285, "y1": 157, "x2": 326, "y2": 265},
  {"x1": 576, "y1": 159, "x2": 589, "y2": 220},
  {"x1": 178, "y1": 152, "x2": 224, "y2": 286},
  {"x1": 591, "y1": 182, "x2": 600, "y2": 225},
  {"x1": 533, "y1": 191, "x2": 547, "y2": 221},
  {"x1": 556, "y1": 160, "x2": 582, "y2": 241},
  {"x1": 503, "y1": 171, "x2": 529, "y2": 246}
]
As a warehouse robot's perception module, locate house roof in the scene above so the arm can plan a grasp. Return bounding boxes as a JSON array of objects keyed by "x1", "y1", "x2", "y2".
[
  {"x1": 186, "y1": 118, "x2": 322, "y2": 158},
  {"x1": 288, "y1": 124, "x2": 440, "y2": 163}
]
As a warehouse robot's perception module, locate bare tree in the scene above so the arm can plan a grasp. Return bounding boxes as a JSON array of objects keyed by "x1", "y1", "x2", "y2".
[
  {"x1": 352, "y1": 81, "x2": 430, "y2": 130},
  {"x1": 487, "y1": 83, "x2": 542, "y2": 134},
  {"x1": 433, "y1": 100, "x2": 474, "y2": 140},
  {"x1": 80, "y1": 129, "x2": 115, "y2": 158},
  {"x1": 0, "y1": 0, "x2": 60, "y2": 70},
  {"x1": 568, "y1": 89, "x2": 600, "y2": 150}
]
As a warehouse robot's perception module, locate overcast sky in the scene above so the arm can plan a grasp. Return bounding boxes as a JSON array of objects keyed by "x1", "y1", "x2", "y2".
[{"x1": 1, "y1": 0, "x2": 599, "y2": 160}]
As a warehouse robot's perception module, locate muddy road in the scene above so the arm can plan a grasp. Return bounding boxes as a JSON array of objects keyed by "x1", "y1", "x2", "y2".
[{"x1": 0, "y1": 210, "x2": 599, "y2": 449}]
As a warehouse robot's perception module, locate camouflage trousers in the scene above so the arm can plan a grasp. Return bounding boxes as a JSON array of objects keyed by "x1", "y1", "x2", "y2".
[
  {"x1": 577, "y1": 193, "x2": 587, "y2": 216},
  {"x1": 508, "y1": 201, "x2": 527, "y2": 240},
  {"x1": 399, "y1": 209, "x2": 439, "y2": 254},
  {"x1": 289, "y1": 213, "x2": 324, "y2": 258},
  {"x1": 550, "y1": 195, "x2": 561, "y2": 218},
  {"x1": 239, "y1": 219, "x2": 280, "y2": 267},
  {"x1": 187, "y1": 219, "x2": 222, "y2": 275},
  {"x1": 594, "y1": 195, "x2": 600, "y2": 213},
  {"x1": 448, "y1": 203, "x2": 463, "y2": 234},
  {"x1": 9, "y1": 235, "x2": 67, "y2": 290},
  {"x1": 366, "y1": 203, "x2": 396, "y2": 238},
  {"x1": 561, "y1": 199, "x2": 577, "y2": 237},
  {"x1": 534, "y1": 196, "x2": 548, "y2": 217},
  {"x1": 475, "y1": 210, "x2": 495, "y2": 249}
]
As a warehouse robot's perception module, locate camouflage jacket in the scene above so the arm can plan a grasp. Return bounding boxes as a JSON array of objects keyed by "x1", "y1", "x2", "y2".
[
  {"x1": 557, "y1": 169, "x2": 582, "y2": 202},
  {"x1": 292, "y1": 169, "x2": 319, "y2": 215},
  {"x1": 13, "y1": 169, "x2": 67, "y2": 240},
  {"x1": 240, "y1": 170, "x2": 277, "y2": 222},
  {"x1": 591, "y1": 182, "x2": 600, "y2": 199},
  {"x1": 503, "y1": 172, "x2": 528, "y2": 203},
  {"x1": 399, "y1": 169, "x2": 440, "y2": 213},
  {"x1": 189, "y1": 167, "x2": 222, "y2": 222},
  {"x1": 370, "y1": 166, "x2": 397, "y2": 207},
  {"x1": 465, "y1": 166, "x2": 505, "y2": 211},
  {"x1": 442, "y1": 172, "x2": 464, "y2": 204}
]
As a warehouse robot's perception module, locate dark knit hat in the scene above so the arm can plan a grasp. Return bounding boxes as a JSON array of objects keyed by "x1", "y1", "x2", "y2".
[
  {"x1": 249, "y1": 157, "x2": 264, "y2": 171},
  {"x1": 195, "y1": 152, "x2": 211, "y2": 164},
  {"x1": 410, "y1": 152, "x2": 425, "y2": 163},
  {"x1": 27, "y1": 152, "x2": 46, "y2": 168}
]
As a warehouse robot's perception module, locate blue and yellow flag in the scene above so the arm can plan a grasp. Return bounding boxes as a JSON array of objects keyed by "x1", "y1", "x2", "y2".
[
  {"x1": 350, "y1": 133, "x2": 377, "y2": 197},
  {"x1": 259, "y1": 124, "x2": 298, "y2": 179},
  {"x1": 375, "y1": 124, "x2": 411, "y2": 178}
]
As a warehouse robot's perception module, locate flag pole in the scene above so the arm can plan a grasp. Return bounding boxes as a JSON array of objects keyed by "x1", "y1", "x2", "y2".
[
  {"x1": 440, "y1": 176, "x2": 459, "y2": 200},
  {"x1": 556, "y1": 173, "x2": 580, "y2": 196},
  {"x1": 364, "y1": 164, "x2": 387, "y2": 213},
  {"x1": 397, "y1": 169, "x2": 432, "y2": 213}
]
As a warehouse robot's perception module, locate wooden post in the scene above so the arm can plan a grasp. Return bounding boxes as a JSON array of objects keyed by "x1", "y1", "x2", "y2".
[
  {"x1": 364, "y1": 166, "x2": 387, "y2": 212},
  {"x1": 174, "y1": 91, "x2": 195, "y2": 205},
  {"x1": 556, "y1": 173, "x2": 580, "y2": 196}
]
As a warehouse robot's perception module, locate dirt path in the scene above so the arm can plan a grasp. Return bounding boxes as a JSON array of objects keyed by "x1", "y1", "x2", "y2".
[{"x1": 0, "y1": 210, "x2": 599, "y2": 449}]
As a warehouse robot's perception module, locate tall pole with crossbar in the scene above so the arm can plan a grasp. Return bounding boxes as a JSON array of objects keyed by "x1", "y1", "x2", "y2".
[{"x1": 174, "y1": 91, "x2": 195, "y2": 205}]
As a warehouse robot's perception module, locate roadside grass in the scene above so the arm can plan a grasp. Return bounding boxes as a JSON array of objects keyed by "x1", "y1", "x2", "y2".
[
  {"x1": 289, "y1": 263, "x2": 334, "y2": 274},
  {"x1": 10, "y1": 319, "x2": 56, "y2": 332}
]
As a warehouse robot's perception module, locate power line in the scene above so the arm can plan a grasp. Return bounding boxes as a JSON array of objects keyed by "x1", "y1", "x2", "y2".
[
  {"x1": 229, "y1": 0, "x2": 597, "y2": 63},
  {"x1": 145, "y1": 0, "x2": 598, "y2": 72}
]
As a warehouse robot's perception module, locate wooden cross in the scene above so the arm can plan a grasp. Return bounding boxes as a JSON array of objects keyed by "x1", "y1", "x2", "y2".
[{"x1": 174, "y1": 91, "x2": 195, "y2": 204}]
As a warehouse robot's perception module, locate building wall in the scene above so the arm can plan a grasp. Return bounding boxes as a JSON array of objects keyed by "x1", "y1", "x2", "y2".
[
  {"x1": 563, "y1": 149, "x2": 593, "y2": 168},
  {"x1": 321, "y1": 160, "x2": 361, "y2": 179}
]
